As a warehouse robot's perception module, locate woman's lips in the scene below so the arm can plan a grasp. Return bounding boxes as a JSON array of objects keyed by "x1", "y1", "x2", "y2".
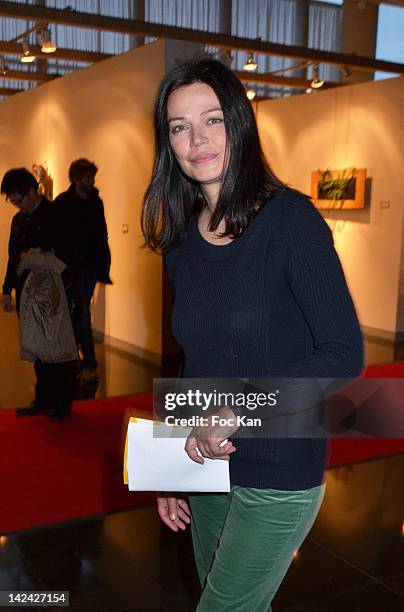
[{"x1": 190, "y1": 154, "x2": 217, "y2": 164}]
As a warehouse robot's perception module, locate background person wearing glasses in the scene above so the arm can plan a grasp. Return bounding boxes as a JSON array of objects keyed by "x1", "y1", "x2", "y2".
[{"x1": 1, "y1": 168, "x2": 76, "y2": 421}]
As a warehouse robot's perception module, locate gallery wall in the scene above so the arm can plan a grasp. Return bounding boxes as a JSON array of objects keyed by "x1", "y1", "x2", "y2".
[
  {"x1": 1, "y1": 41, "x2": 403, "y2": 353},
  {"x1": 0, "y1": 40, "x2": 167, "y2": 361},
  {"x1": 256, "y1": 76, "x2": 404, "y2": 339}
]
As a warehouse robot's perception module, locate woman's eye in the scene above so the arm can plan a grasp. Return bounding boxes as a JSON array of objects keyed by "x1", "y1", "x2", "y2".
[
  {"x1": 207, "y1": 117, "x2": 223, "y2": 125},
  {"x1": 171, "y1": 125, "x2": 187, "y2": 135}
]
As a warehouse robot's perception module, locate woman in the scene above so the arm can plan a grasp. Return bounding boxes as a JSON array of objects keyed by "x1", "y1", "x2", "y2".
[{"x1": 142, "y1": 58, "x2": 363, "y2": 611}]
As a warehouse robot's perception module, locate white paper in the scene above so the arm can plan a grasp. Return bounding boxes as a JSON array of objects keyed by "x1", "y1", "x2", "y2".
[{"x1": 126, "y1": 418, "x2": 230, "y2": 492}]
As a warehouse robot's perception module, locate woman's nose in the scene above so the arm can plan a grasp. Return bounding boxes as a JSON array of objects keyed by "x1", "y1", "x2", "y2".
[{"x1": 190, "y1": 126, "x2": 208, "y2": 147}]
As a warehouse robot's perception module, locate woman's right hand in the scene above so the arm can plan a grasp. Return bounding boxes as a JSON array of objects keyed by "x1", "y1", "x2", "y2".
[{"x1": 157, "y1": 494, "x2": 191, "y2": 532}]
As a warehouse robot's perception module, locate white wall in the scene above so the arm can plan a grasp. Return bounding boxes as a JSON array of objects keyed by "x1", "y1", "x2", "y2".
[
  {"x1": 0, "y1": 40, "x2": 167, "y2": 359},
  {"x1": 256, "y1": 76, "x2": 404, "y2": 339},
  {"x1": 2, "y1": 46, "x2": 403, "y2": 348},
  {"x1": 397, "y1": 216, "x2": 404, "y2": 332}
]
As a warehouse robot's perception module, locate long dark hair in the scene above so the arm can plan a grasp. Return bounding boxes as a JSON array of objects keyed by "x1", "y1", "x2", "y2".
[{"x1": 141, "y1": 57, "x2": 283, "y2": 252}]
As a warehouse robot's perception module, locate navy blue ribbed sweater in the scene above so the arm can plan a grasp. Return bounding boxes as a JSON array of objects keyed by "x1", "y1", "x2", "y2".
[{"x1": 165, "y1": 188, "x2": 364, "y2": 490}]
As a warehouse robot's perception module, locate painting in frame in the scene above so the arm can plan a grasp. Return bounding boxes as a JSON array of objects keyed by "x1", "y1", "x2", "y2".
[{"x1": 311, "y1": 168, "x2": 366, "y2": 210}]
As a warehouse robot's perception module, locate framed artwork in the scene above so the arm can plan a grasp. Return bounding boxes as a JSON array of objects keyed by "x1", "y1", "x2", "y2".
[
  {"x1": 311, "y1": 168, "x2": 366, "y2": 210},
  {"x1": 32, "y1": 163, "x2": 53, "y2": 201}
]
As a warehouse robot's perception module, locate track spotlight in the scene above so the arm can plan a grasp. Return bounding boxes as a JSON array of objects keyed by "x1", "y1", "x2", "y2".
[
  {"x1": 243, "y1": 53, "x2": 258, "y2": 72},
  {"x1": 212, "y1": 49, "x2": 233, "y2": 67},
  {"x1": 310, "y1": 64, "x2": 324, "y2": 89},
  {"x1": 20, "y1": 39, "x2": 35, "y2": 63},
  {"x1": 222, "y1": 50, "x2": 233, "y2": 67},
  {"x1": 340, "y1": 66, "x2": 351, "y2": 79},
  {"x1": 0, "y1": 55, "x2": 7, "y2": 76},
  {"x1": 36, "y1": 29, "x2": 57, "y2": 54}
]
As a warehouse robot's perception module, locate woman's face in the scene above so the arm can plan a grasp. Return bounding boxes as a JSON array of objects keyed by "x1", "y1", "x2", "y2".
[{"x1": 166, "y1": 82, "x2": 227, "y2": 188}]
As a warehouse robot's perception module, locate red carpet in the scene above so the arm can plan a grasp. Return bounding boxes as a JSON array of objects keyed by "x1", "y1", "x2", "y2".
[
  {"x1": 0, "y1": 394, "x2": 154, "y2": 535},
  {"x1": 1, "y1": 362, "x2": 403, "y2": 535},
  {"x1": 328, "y1": 360, "x2": 404, "y2": 467}
]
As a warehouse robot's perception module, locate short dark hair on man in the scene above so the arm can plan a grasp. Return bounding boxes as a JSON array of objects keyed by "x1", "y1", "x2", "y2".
[
  {"x1": 1, "y1": 168, "x2": 38, "y2": 198},
  {"x1": 68, "y1": 158, "x2": 98, "y2": 182},
  {"x1": 141, "y1": 57, "x2": 283, "y2": 252}
]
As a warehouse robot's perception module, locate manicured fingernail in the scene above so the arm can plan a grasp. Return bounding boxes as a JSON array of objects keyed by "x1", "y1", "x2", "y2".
[{"x1": 170, "y1": 513, "x2": 176, "y2": 520}]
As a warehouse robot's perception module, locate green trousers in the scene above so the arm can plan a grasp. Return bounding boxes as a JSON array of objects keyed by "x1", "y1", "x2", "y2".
[{"x1": 189, "y1": 483, "x2": 326, "y2": 612}]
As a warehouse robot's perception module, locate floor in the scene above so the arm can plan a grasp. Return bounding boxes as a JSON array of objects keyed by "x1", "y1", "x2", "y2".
[
  {"x1": 1, "y1": 308, "x2": 404, "y2": 611},
  {"x1": 0, "y1": 307, "x2": 160, "y2": 411}
]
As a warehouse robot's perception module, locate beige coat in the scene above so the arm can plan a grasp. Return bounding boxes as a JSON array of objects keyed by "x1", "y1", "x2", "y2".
[{"x1": 18, "y1": 249, "x2": 78, "y2": 363}]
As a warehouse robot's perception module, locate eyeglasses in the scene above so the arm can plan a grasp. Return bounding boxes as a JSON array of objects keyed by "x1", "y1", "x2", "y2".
[{"x1": 7, "y1": 194, "x2": 25, "y2": 206}]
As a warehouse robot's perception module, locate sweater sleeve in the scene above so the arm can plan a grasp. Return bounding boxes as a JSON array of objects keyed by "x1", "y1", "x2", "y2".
[
  {"x1": 283, "y1": 193, "x2": 364, "y2": 379},
  {"x1": 230, "y1": 194, "x2": 364, "y2": 431},
  {"x1": 2, "y1": 215, "x2": 18, "y2": 295},
  {"x1": 93, "y1": 198, "x2": 112, "y2": 283}
]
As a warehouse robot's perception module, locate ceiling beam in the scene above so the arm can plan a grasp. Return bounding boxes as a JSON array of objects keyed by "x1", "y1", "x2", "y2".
[
  {"x1": 0, "y1": 1, "x2": 403, "y2": 74},
  {"x1": 345, "y1": 0, "x2": 404, "y2": 7},
  {"x1": 0, "y1": 41, "x2": 111, "y2": 63},
  {"x1": 0, "y1": 67, "x2": 342, "y2": 93},
  {"x1": 0, "y1": 69, "x2": 53, "y2": 82},
  {"x1": 235, "y1": 70, "x2": 342, "y2": 90},
  {"x1": 0, "y1": 86, "x2": 21, "y2": 95},
  {"x1": 253, "y1": 96, "x2": 273, "y2": 102},
  {"x1": 0, "y1": 43, "x2": 340, "y2": 91}
]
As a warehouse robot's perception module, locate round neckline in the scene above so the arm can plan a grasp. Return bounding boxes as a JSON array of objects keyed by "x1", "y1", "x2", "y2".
[
  {"x1": 185, "y1": 189, "x2": 287, "y2": 262},
  {"x1": 189, "y1": 205, "x2": 263, "y2": 262},
  {"x1": 197, "y1": 215, "x2": 238, "y2": 247}
]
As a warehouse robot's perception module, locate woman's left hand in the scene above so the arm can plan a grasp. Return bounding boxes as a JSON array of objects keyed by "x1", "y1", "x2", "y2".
[
  {"x1": 185, "y1": 406, "x2": 239, "y2": 464},
  {"x1": 157, "y1": 494, "x2": 191, "y2": 532}
]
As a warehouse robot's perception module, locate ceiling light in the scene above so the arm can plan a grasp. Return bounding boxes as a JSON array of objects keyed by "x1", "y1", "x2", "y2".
[
  {"x1": 341, "y1": 66, "x2": 351, "y2": 79},
  {"x1": 311, "y1": 64, "x2": 325, "y2": 89},
  {"x1": 36, "y1": 29, "x2": 57, "y2": 54},
  {"x1": 223, "y1": 51, "x2": 233, "y2": 67},
  {"x1": 212, "y1": 49, "x2": 233, "y2": 67},
  {"x1": 20, "y1": 39, "x2": 35, "y2": 63},
  {"x1": 246, "y1": 88, "x2": 256, "y2": 100},
  {"x1": 243, "y1": 53, "x2": 258, "y2": 72},
  {"x1": 0, "y1": 55, "x2": 7, "y2": 76}
]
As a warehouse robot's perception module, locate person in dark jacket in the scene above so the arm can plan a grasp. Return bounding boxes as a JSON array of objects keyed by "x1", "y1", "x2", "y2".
[
  {"x1": 1, "y1": 168, "x2": 76, "y2": 421},
  {"x1": 54, "y1": 159, "x2": 112, "y2": 382},
  {"x1": 141, "y1": 59, "x2": 364, "y2": 611}
]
